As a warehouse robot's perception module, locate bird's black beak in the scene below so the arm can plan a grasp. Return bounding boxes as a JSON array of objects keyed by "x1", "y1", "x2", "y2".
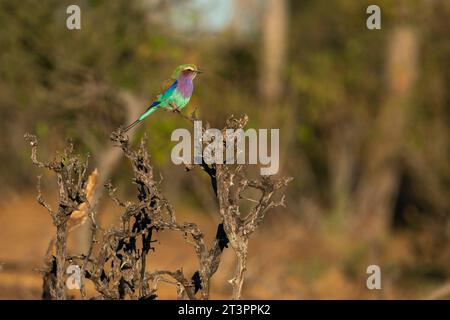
[{"x1": 196, "y1": 69, "x2": 204, "y2": 74}]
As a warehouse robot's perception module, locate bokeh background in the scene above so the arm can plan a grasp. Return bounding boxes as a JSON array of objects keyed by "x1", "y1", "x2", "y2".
[{"x1": 0, "y1": 0, "x2": 449, "y2": 299}]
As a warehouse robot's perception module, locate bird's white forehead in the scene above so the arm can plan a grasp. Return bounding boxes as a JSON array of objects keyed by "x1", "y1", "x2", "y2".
[{"x1": 182, "y1": 64, "x2": 197, "y2": 71}]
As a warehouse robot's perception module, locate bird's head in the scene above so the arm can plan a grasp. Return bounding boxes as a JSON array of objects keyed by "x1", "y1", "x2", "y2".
[{"x1": 171, "y1": 64, "x2": 203, "y2": 80}]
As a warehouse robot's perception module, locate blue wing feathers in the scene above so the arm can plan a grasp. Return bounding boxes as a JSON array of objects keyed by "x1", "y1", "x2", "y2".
[
  {"x1": 161, "y1": 80, "x2": 178, "y2": 100},
  {"x1": 148, "y1": 80, "x2": 178, "y2": 108},
  {"x1": 143, "y1": 80, "x2": 177, "y2": 112},
  {"x1": 149, "y1": 100, "x2": 161, "y2": 108},
  {"x1": 127, "y1": 80, "x2": 179, "y2": 129}
]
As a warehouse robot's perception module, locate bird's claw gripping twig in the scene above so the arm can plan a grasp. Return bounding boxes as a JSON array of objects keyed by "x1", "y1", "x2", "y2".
[
  {"x1": 169, "y1": 102, "x2": 195, "y2": 123},
  {"x1": 169, "y1": 102, "x2": 180, "y2": 113}
]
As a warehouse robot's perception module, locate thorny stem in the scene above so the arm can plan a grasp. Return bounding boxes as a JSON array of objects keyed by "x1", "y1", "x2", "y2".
[
  {"x1": 55, "y1": 221, "x2": 68, "y2": 300},
  {"x1": 80, "y1": 205, "x2": 97, "y2": 299},
  {"x1": 230, "y1": 245, "x2": 248, "y2": 300}
]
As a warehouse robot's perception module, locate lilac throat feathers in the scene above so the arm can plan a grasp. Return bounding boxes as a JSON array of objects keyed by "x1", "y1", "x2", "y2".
[{"x1": 177, "y1": 72, "x2": 194, "y2": 98}]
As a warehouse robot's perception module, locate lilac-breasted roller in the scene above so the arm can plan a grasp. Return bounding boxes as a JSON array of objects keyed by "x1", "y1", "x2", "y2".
[{"x1": 123, "y1": 64, "x2": 202, "y2": 132}]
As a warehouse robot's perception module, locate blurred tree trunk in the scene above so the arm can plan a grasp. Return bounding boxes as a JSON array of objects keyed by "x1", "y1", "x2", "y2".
[
  {"x1": 259, "y1": 0, "x2": 287, "y2": 107},
  {"x1": 354, "y1": 26, "x2": 419, "y2": 238},
  {"x1": 258, "y1": 0, "x2": 291, "y2": 178}
]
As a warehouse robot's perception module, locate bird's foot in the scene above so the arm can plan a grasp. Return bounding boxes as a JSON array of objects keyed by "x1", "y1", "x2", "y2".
[{"x1": 169, "y1": 102, "x2": 180, "y2": 113}]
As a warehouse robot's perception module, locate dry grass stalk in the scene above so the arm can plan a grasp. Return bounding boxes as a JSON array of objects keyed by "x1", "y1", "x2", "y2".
[{"x1": 68, "y1": 168, "x2": 98, "y2": 232}]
